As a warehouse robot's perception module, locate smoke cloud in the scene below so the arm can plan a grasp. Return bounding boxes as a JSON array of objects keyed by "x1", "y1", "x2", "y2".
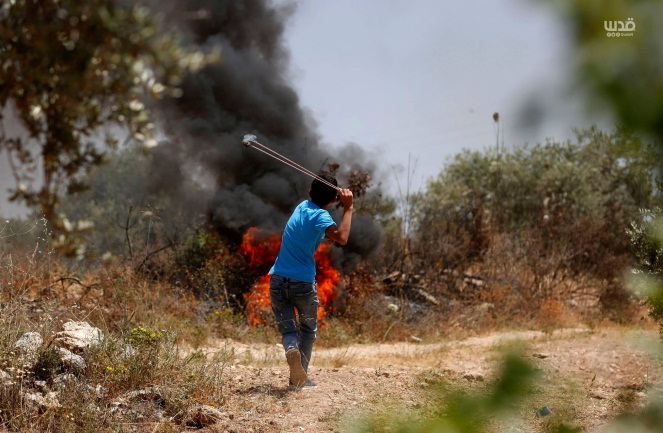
[{"x1": 149, "y1": 0, "x2": 382, "y2": 263}]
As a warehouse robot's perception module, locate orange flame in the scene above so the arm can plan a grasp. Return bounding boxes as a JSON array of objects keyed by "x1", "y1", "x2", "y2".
[
  {"x1": 241, "y1": 227, "x2": 340, "y2": 326},
  {"x1": 313, "y1": 242, "x2": 340, "y2": 322}
]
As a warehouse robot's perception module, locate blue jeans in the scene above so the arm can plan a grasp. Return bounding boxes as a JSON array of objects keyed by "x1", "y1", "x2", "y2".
[{"x1": 269, "y1": 274, "x2": 318, "y2": 372}]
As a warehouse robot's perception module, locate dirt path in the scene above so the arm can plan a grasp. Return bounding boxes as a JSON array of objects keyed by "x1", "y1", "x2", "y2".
[{"x1": 196, "y1": 327, "x2": 663, "y2": 432}]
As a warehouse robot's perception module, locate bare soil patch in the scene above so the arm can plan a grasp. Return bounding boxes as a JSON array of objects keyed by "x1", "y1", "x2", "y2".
[{"x1": 195, "y1": 327, "x2": 663, "y2": 432}]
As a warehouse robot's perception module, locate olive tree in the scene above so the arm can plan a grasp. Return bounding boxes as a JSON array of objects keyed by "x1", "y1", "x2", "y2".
[
  {"x1": 0, "y1": 0, "x2": 210, "y2": 253},
  {"x1": 410, "y1": 127, "x2": 660, "y2": 303}
]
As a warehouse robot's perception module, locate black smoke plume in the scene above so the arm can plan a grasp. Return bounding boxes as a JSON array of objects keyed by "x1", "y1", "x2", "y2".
[{"x1": 149, "y1": 0, "x2": 381, "y2": 264}]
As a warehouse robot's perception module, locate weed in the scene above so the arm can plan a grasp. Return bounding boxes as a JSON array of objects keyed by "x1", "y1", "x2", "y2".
[
  {"x1": 33, "y1": 347, "x2": 65, "y2": 381},
  {"x1": 206, "y1": 307, "x2": 246, "y2": 339},
  {"x1": 317, "y1": 346, "x2": 357, "y2": 368},
  {"x1": 239, "y1": 347, "x2": 280, "y2": 368},
  {"x1": 318, "y1": 318, "x2": 358, "y2": 347}
]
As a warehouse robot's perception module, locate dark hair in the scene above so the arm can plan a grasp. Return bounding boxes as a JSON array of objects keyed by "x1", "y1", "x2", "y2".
[{"x1": 310, "y1": 173, "x2": 338, "y2": 207}]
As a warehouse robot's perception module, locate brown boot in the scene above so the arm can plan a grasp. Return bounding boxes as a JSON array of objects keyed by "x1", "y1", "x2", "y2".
[{"x1": 286, "y1": 348, "x2": 307, "y2": 389}]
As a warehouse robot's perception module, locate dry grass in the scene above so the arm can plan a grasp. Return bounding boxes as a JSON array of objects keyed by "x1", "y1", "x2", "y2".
[
  {"x1": 315, "y1": 346, "x2": 358, "y2": 368},
  {"x1": 0, "y1": 239, "x2": 231, "y2": 431},
  {"x1": 0, "y1": 220, "x2": 658, "y2": 432},
  {"x1": 0, "y1": 320, "x2": 230, "y2": 431}
]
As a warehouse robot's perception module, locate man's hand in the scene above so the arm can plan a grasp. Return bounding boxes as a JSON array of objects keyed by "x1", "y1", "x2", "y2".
[
  {"x1": 338, "y1": 188, "x2": 353, "y2": 210},
  {"x1": 325, "y1": 189, "x2": 354, "y2": 245}
]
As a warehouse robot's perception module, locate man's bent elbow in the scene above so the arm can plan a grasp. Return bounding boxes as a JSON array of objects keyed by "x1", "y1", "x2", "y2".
[{"x1": 329, "y1": 233, "x2": 348, "y2": 245}]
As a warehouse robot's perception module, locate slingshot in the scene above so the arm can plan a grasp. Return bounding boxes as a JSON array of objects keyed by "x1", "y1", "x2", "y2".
[{"x1": 242, "y1": 134, "x2": 341, "y2": 191}]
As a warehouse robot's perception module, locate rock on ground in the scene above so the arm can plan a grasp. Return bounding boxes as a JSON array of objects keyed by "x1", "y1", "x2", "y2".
[{"x1": 53, "y1": 321, "x2": 103, "y2": 353}]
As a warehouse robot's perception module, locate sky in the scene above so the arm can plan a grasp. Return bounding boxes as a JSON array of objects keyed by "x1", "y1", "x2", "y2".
[
  {"x1": 1, "y1": 0, "x2": 603, "y2": 218},
  {"x1": 279, "y1": 0, "x2": 600, "y2": 194}
]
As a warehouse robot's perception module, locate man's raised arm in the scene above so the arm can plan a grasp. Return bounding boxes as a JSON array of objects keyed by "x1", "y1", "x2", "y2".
[{"x1": 325, "y1": 189, "x2": 354, "y2": 245}]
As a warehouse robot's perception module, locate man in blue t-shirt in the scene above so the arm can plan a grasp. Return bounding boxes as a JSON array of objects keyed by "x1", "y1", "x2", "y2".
[{"x1": 269, "y1": 172, "x2": 354, "y2": 390}]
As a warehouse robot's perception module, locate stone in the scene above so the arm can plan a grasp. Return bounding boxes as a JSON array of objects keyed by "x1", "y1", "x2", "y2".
[
  {"x1": 185, "y1": 404, "x2": 227, "y2": 427},
  {"x1": 122, "y1": 386, "x2": 164, "y2": 403},
  {"x1": 55, "y1": 346, "x2": 86, "y2": 372},
  {"x1": 53, "y1": 321, "x2": 102, "y2": 353},
  {"x1": 13, "y1": 332, "x2": 43, "y2": 368},
  {"x1": 0, "y1": 369, "x2": 12, "y2": 387},
  {"x1": 14, "y1": 332, "x2": 43, "y2": 355},
  {"x1": 23, "y1": 391, "x2": 61, "y2": 412},
  {"x1": 463, "y1": 372, "x2": 485, "y2": 382}
]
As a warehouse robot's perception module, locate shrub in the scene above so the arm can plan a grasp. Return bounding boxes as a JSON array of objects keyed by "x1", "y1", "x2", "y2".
[{"x1": 627, "y1": 207, "x2": 663, "y2": 334}]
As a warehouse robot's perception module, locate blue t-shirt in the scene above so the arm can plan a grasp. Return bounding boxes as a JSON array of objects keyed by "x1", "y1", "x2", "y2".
[{"x1": 269, "y1": 200, "x2": 336, "y2": 283}]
